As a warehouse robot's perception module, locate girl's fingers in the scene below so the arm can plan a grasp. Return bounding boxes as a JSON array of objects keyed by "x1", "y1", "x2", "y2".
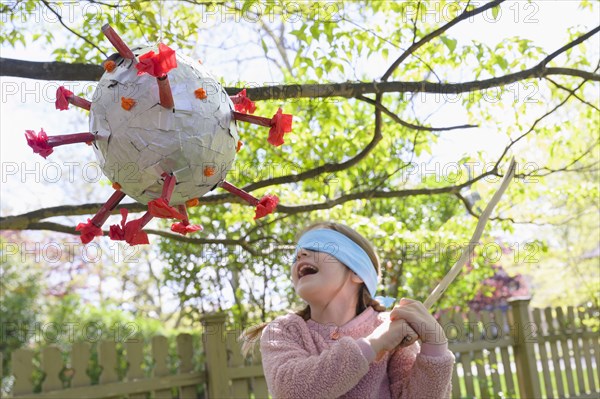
[
  {"x1": 398, "y1": 329, "x2": 419, "y2": 348},
  {"x1": 390, "y1": 306, "x2": 415, "y2": 321},
  {"x1": 399, "y1": 297, "x2": 416, "y2": 305},
  {"x1": 390, "y1": 299, "x2": 427, "y2": 321}
]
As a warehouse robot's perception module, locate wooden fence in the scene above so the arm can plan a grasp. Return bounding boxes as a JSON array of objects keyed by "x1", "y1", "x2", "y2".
[
  {"x1": 440, "y1": 298, "x2": 599, "y2": 399},
  {"x1": 1, "y1": 298, "x2": 598, "y2": 398}
]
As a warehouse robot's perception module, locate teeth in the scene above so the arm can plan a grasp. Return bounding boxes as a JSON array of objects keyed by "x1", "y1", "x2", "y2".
[{"x1": 298, "y1": 264, "x2": 318, "y2": 278}]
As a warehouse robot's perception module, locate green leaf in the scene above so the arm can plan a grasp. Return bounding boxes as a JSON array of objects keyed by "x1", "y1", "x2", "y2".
[
  {"x1": 261, "y1": 38, "x2": 268, "y2": 54},
  {"x1": 494, "y1": 55, "x2": 508, "y2": 70},
  {"x1": 491, "y1": 5, "x2": 500, "y2": 20},
  {"x1": 440, "y1": 36, "x2": 457, "y2": 53},
  {"x1": 310, "y1": 23, "x2": 321, "y2": 39}
]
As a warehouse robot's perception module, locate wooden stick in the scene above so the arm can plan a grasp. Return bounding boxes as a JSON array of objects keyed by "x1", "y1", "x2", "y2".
[
  {"x1": 423, "y1": 157, "x2": 517, "y2": 309},
  {"x1": 101, "y1": 24, "x2": 137, "y2": 62}
]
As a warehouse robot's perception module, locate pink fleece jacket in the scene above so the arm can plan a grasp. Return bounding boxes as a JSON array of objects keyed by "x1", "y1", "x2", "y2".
[{"x1": 260, "y1": 307, "x2": 454, "y2": 399}]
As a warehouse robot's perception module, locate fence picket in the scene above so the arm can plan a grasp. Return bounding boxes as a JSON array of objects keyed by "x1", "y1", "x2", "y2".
[
  {"x1": 468, "y1": 311, "x2": 489, "y2": 398},
  {"x1": 13, "y1": 348, "x2": 34, "y2": 395},
  {"x1": 454, "y1": 312, "x2": 475, "y2": 397},
  {"x1": 227, "y1": 332, "x2": 249, "y2": 398},
  {"x1": 440, "y1": 312, "x2": 462, "y2": 398},
  {"x1": 578, "y1": 307, "x2": 597, "y2": 393},
  {"x1": 533, "y1": 308, "x2": 554, "y2": 397},
  {"x1": 250, "y1": 344, "x2": 269, "y2": 398},
  {"x1": 567, "y1": 306, "x2": 586, "y2": 396},
  {"x1": 152, "y1": 335, "x2": 173, "y2": 399},
  {"x1": 545, "y1": 307, "x2": 566, "y2": 397},
  {"x1": 480, "y1": 311, "x2": 502, "y2": 395},
  {"x1": 586, "y1": 306, "x2": 600, "y2": 391},
  {"x1": 99, "y1": 340, "x2": 119, "y2": 399},
  {"x1": 493, "y1": 309, "x2": 516, "y2": 397},
  {"x1": 177, "y1": 334, "x2": 198, "y2": 399},
  {"x1": 69, "y1": 342, "x2": 90, "y2": 388},
  {"x1": 556, "y1": 307, "x2": 576, "y2": 396},
  {"x1": 41, "y1": 347, "x2": 62, "y2": 392},
  {"x1": 125, "y1": 340, "x2": 146, "y2": 399}
]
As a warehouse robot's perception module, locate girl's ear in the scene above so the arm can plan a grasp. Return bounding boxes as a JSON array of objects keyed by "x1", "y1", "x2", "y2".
[{"x1": 351, "y1": 272, "x2": 364, "y2": 284}]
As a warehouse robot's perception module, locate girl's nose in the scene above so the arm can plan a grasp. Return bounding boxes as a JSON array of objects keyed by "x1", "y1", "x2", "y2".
[{"x1": 296, "y1": 248, "x2": 309, "y2": 260}]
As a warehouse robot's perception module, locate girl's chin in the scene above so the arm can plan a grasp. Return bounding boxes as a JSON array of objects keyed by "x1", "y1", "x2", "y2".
[{"x1": 294, "y1": 285, "x2": 322, "y2": 302}]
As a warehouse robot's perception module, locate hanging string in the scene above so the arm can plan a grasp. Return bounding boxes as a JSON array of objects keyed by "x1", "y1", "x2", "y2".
[{"x1": 158, "y1": 0, "x2": 164, "y2": 44}]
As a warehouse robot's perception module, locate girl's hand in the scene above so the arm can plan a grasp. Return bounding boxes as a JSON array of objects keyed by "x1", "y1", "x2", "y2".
[
  {"x1": 366, "y1": 318, "x2": 418, "y2": 356},
  {"x1": 389, "y1": 298, "x2": 448, "y2": 345}
]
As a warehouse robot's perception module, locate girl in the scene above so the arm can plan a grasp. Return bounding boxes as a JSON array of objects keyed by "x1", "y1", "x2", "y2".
[{"x1": 243, "y1": 222, "x2": 454, "y2": 398}]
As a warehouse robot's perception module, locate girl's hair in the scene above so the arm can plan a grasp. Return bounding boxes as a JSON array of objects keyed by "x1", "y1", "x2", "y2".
[{"x1": 240, "y1": 221, "x2": 385, "y2": 357}]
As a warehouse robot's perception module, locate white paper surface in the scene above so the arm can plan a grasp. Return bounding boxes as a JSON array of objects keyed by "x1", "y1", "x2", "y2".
[{"x1": 90, "y1": 45, "x2": 239, "y2": 205}]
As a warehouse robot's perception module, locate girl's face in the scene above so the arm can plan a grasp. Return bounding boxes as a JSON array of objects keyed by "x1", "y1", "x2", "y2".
[{"x1": 292, "y1": 247, "x2": 361, "y2": 305}]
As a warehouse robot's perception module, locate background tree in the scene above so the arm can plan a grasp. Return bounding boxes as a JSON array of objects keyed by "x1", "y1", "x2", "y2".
[{"x1": 1, "y1": 1, "x2": 598, "y2": 330}]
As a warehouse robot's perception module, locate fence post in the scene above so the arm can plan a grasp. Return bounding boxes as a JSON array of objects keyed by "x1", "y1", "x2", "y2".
[
  {"x1": 508, "y1": 297, "x2": 541, "y2": 399},
  {"x1": 201, "y1": 313, "x2": 229, "y2": 399}
]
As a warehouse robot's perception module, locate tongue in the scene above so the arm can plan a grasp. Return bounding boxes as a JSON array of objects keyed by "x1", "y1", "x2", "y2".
[{"x1": 302, "y1": 269, "x2": 317, "y2": 278}]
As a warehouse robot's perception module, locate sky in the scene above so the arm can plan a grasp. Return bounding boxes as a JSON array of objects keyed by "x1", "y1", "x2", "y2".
[{"x1": 0, "y1": 1, "x2": 598, "y2": 308}]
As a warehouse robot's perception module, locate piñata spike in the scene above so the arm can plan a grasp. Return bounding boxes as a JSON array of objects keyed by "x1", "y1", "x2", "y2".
[
  {"x1": 68, "y1": 95, "x2": 92, "y2": 111},
  {"x1": 232, "y1": 111, "x2": 271, "y2": 127},
  {"x1": 76, "y1": 190, "x2": 126, "y2": 244},
  {"x1": 135, "y1": 44, "x2": 178, "y2": 109},
  {"x1": 56, "y1": 86, "x2": 91, "y2": 111},
  {"x1": 47, "y1": 132, "x2": 95, "y2": 147},
  {"x1": 109, "y1": 208, "x2": 151, "y2": 246},
  {"x1": 220, "y1": 181, "x2": 279, "y2": 219},
  {"x1": 126, "y1": 211, "x2": 153, "y2": 245},
  {"x1": 230, "y1": 89, "x2": 256, "y2": 114},
  {"x1": 25, "y1": 129, "x2": 95, "y2": 159},
  {"x1": 101, "y1": 23, "x2": 137, "y2": 62},
  {"x1": 91, "y1": 190, "x2": 126, "y2": 227},
  {"x1": 147, "y1": 174, "x2": 186, "y2": 219},
  {"x1": 171, "y1": 205, "x2": 203, "y2": 235},
  {"x1": 157, "y1": 76, "x2": 174, "y2": 108},
  {"x1": 220, "y1": 180, "x2": 259, "y2": 206},
  {"x1": 232, "y1": 108, "x2": 293, "y2": 147}
]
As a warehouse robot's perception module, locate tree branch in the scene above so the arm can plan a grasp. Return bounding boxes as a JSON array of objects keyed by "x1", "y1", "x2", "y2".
[
  {"x1": 382, "y1": 0, "x2": 505, "y2": 81},
  {"x1": 229, "y1": 109, "x2": 383, "y2": 195},
  {"x1": 0, "y1": 169, "x2": 498, "y2": 231},
  {"x1": 2, "y1": 56, "x2": 597, "y2": 98},
  {"x1": 20, "y1": 221, "x2": 260, "y2": 253},
  {"x1": 356, "y1": 95, "x2": 477, "y2": 131},
  {"x1": 546, "y1": 77, "x2": 600, "y2": 112},
  {"x1": 0, "y1": 58, "x2": 105, "y2": 81},
  {"x1": 496, "y1": 76, "x2": 592, "y2": 165},
  {"x1": 39, "y1": 0, "x2": 108, "y2": 58}
]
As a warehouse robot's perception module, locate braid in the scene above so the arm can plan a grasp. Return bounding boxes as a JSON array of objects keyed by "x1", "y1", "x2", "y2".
[
  {"x1": 368, "y1": 294, "x2": 387, "y2": 312},
  {"x1": 357, "y1": 285, "x2": 387, "y2": 313},
  {"x1": 295, "y1": 305, "x2": 311, "y2": 320}
]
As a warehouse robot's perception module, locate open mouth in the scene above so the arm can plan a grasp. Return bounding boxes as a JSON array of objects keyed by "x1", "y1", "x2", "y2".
[{"x1": 297, "y1": 263, "x2": 318, "y2": 279}]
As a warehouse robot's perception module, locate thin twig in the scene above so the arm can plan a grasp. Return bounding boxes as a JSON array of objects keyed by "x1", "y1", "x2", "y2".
[{"x1": 357, "y1": 95, "x2": 478, "y2": 131}]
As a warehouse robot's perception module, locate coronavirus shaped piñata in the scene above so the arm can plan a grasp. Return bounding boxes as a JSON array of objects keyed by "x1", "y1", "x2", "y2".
[{"x1": 24, "y1": 24, "x2": 292, "y2": 245}]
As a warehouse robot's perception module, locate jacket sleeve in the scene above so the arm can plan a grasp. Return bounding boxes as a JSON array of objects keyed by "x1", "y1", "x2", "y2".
[
  {"x1": 260, "y1": 315, "x2": 371, "y2": 399},
  {"x1": 388, "y1": 342, "x2": 455, "y2": 399}
]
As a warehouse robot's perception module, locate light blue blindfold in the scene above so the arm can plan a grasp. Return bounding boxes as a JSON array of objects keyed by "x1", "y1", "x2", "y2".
[{"x1": 295, "y1": 229, "x2": 379, "y2": 297}]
